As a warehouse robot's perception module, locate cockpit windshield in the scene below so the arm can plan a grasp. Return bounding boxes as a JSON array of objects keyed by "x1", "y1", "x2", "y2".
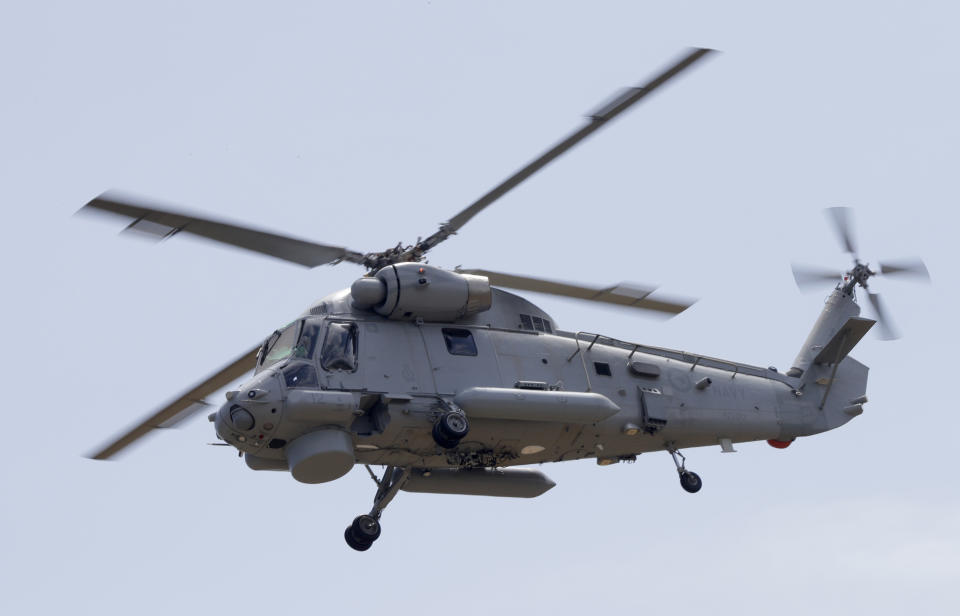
[
  {"x1": 258, "y1": 322, "x2": 300, "y2": 370},
  {"x1": 257, "y1": 319, "x2": 326, "y2": 373}
]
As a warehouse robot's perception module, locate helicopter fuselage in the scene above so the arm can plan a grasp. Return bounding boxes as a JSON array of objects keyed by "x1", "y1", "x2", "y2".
[{"x1": 214, "y1": 272, "x2": 870, "y2": 485}]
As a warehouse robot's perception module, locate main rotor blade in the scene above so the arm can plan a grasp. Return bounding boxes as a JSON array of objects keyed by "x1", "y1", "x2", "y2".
[
  {"x1": 459, "y1": 268, "x2": 694, "y2": 315},
  {"x1": 791, "y1": 263, "x2": 841, "y2": 290},
  {"x1": 88, "y1": 344, "x2": 260, "y2": 460},
  {"x1": 867, "y1": 292, "x2": 899, "y2": 341},
  {"x1": 825, "y1": 207, "x2": 858, "y2": 257},
  {"x1": 79, "y1": 192, "x2": 366, "y2": 267},
  {"x1": 418, "y1": 48, "x2": 716, "y2": 253},
  {"x1": 879, "y1": 258, "x2": 930, "y2": 281}
]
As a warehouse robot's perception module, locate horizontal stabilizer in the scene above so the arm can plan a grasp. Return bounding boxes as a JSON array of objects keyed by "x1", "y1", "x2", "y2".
[{"x1": 814, "y1": 317, "x2": 875, "y2": 365}]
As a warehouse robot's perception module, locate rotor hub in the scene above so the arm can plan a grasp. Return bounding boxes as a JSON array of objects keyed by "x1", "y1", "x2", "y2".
[{"x1": 846, "y1": 261, "x2": 875, "y2": 289}]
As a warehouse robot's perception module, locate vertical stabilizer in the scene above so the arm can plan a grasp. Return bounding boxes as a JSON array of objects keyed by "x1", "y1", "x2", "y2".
[
  {"x1": 788, "y1": 287, "x2": 861, "y2": 378},
  {"x1": 784, "y1": 286, "x2": 874, "y2": 436}
]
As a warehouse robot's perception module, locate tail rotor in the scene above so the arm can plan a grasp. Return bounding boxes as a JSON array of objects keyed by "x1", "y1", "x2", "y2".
[
  {"x1": 878, "y1": 258, "x2": 930, "y2": 280},
  {"x1": 791, "y1": 207, "x2": 929, "y2": 340},
  {"x1": 825, "y1": 206, "x2": 859, "y2": 258}
]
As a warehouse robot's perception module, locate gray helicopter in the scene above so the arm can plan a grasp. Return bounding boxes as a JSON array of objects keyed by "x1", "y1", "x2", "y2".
[{"x1": 81, "y1": 48, "x2": 929, "y2": 551}]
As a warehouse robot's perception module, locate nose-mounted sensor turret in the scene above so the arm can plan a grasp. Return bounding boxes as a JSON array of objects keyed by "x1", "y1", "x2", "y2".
[
  {"x1": 228, "y1": 406, "x2": 255, "y2": 431},
  {"x1": 215, "y1": 369, "x2": 283, "y2": 452}
]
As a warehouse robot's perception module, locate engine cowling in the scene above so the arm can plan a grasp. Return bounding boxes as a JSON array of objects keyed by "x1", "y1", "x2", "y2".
[{"x1": 351, "y1": 263, "x2": 492, "y2": 322}]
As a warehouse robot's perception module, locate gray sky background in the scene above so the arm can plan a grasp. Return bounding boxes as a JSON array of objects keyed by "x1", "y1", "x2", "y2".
[{"x1": 2, "y1": 1, "x2": 958, "y2": 614}]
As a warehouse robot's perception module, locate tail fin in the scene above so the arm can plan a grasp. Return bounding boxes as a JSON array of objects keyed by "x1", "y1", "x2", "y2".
[
  {"x1": 786, "y1": 287, "x2": 874, "y2": 436},
  {"x1": 787, "y1": 287, "x2": 874, "y2": 379}
]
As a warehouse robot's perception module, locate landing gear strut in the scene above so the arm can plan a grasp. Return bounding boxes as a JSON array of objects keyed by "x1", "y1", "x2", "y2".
[
  {"x1": 667, "y1": 445, "x2": 702, "y2": 494},
  {"x1": 344, "y1": 465, "x2": 410, "y2": 552}
]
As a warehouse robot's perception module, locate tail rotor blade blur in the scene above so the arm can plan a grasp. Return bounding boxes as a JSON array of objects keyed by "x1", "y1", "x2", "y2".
[
  {"x1": 879, "y1": 258, "x2": 930, "y2": 281},
  {"x1": 791, "y1": 263, "x2": 840, "y2": 291},
  {"x1": 867, "y1": 292, "x2": 899, "y2": 341},
  {"x1": 825, "y1": 207, "x2": 858, "y2": 257}
]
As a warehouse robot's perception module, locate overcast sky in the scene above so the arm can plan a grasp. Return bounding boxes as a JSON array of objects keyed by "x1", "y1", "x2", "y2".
[{"x1": 2, "y1": 1, "x2": 958, "y2": 614}]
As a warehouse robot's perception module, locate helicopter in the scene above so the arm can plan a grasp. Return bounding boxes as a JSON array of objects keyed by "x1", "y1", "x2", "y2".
[{"x1": 80, "y1": 47, "x2": 930, "y2": 552}]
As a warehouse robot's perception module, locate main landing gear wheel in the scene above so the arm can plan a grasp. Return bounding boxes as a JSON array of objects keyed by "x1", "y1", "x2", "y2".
[
  {"x1": 432, "y1": 410, "x2": 469, "y2": 449},
  {"x1": 345, "y1": 466, "x2": 411, "y2": 552},
  {"x1": 679, "y1": 470, "x2": 702, "y2": 493},
  {"x1": 667, "y1": 445, "x2": 703, "y2": 494},
  {"x1": 344, "y1": 514, "x2": 381, "y2": 552}
]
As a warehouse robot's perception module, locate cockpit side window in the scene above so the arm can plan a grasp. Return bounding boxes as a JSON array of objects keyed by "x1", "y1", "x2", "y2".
[
  {"x1": 293, "y1": 321, "x2": 322, "y2": 359},
  {"x1": 320, "y1": 321, "x2": 359, "y2": 372}
]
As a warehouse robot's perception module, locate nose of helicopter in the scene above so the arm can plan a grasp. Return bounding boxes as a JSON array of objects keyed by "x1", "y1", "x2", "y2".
[{"x1": 214, "y1": 369, "x2": 284, "y2": 451}]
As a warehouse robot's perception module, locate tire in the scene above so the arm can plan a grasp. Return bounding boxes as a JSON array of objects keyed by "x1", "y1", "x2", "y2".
[
  {"x1": 350, "y1": 514, "x2": 381, "y2": 542},
  {"x1": 438, "y1": 412, "x2": 469, "y2": 439},
  {"x1": 432, "y1": 423, "x2": 460, "y2": 449},
  {"x1": 433, "y1": 411, "x2": 469, "y2": 448},
  {"x1": 344, "y1": 526, "x2": 373, "y2": 552},
  {"x1": 679, "y1": 471, "x2": 702, "y2": 494}
]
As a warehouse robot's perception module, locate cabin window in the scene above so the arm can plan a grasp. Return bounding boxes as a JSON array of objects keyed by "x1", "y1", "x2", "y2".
[
  {"x1": 594, "y1": 361, "x2": 612, "y2": 376},
  {"x1": 320, "y1": 321, "x2": 359, "y2": 372},
  {"x1": 442, "y1": 328, "x2": 478, "y2": 356}
]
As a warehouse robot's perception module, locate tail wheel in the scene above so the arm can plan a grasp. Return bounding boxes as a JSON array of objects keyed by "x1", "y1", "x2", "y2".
[{"x1": 679, "y1": 471, "x2": 702, "y2": 493}]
